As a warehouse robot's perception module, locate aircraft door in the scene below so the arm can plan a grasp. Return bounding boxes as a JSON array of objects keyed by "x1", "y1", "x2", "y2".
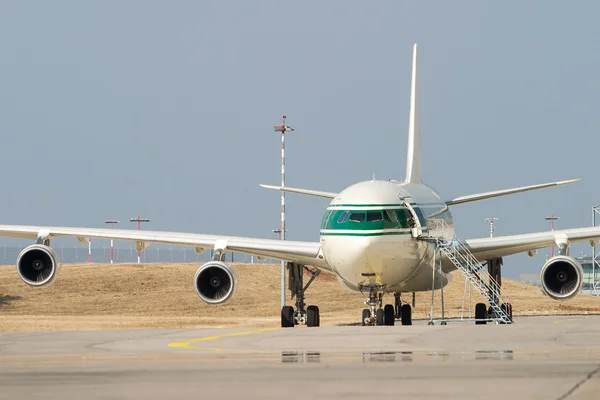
[{"x1": 400, "y1": 197, "x2": 423, "y2": 238}]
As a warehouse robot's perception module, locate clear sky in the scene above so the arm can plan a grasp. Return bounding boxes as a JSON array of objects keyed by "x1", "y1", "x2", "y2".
[{"x1": 1, "y1": 1, "x2": 599, "y2": 279}]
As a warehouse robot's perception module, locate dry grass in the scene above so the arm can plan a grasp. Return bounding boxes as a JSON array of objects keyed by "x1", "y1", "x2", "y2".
[{"x1": 2, "y1": 263, "x2": 600, "y2": 332}]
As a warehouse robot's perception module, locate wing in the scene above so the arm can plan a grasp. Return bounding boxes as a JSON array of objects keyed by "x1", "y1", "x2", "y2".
[
  {"x1": 464, "y1": 226, "x2": 600, "y2": 260},
  {"x1": 0, "y1": 224, "x2": 331, "y2": 271}
]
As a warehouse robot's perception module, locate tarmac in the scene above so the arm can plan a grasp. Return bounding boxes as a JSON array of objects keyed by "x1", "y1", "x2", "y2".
[{"x1": 1, "y1": 315, "x2": 600, "y2": 399}]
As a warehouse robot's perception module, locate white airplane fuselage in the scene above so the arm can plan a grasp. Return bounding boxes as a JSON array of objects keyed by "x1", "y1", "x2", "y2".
[{"x1": 319, "y1": 180, "x2": 455, "y2": 293}]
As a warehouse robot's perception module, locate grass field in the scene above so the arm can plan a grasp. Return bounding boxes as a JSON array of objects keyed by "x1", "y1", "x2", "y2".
[{"x1": 2, "y1": 262, "x2": 600, "y2": 332}]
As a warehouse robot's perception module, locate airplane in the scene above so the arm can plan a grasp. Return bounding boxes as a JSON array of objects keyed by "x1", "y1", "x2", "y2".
[{"x1": 0, "y1": 43, "x2": 596, "y2": 328}]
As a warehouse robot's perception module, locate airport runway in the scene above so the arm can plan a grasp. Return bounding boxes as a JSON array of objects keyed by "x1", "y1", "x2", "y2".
[{"x1": 1, "y1": 316, "x2": 600, "y2": 399}]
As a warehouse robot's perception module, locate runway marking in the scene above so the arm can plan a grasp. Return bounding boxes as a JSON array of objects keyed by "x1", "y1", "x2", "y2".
[{"x1": 168, "y1": 327, "x2": 279, "y2": 351}]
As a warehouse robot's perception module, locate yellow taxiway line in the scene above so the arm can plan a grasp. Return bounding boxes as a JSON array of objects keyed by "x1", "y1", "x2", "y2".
[{"x1": 168, "y1": 327, "x2": 279, "y2": 351}]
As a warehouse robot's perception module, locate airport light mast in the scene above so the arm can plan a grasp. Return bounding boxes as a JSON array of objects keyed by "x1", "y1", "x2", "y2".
[
  {"x1": 485, "y1": 217, "x2": 498, "y2": 238},
  {"x1": 105, "y1": 220, "x2": 119, "y2": 264},
  {"x1": 273, "y1": 116, "x2": 294, "y2": 308},
  {"x1": 545, "y1": 215, "x2": 559, "y2": 257},
  {"x1": 130, "y1": 217, "x2": 150, "y2": 263},
  {"x1": 592, "y1": 205, "x2": 600, "y2": 295}
]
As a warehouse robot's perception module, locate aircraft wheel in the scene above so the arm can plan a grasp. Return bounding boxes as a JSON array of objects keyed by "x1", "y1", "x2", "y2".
[
  {"x1": 281, "y1": 306, "x2": 295, "y2": 328},
  {"x1": 501, "y1": 303, "x2": 513, "y2": 323},
  {"x1": 384, "y1": 304, "x2": 395, "y2": 326},
  {"x1": 361, "y1": 309, "x2": 370, "y2": 326},
  {"x1": 307, "y1": 305, "x2": 320, "y2": 327},
  {"x1": 376, "y1": 308, "x2": 385, "y2": 326},
  {"x1": 475, "y1": 303, "x2": 487, "y2": 325},
  {"x1": 401, "y1": 304, "x2": 412, "y2": 325}
]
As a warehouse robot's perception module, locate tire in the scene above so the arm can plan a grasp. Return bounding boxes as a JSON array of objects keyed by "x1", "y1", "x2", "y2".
[
  {"x1": 502, "y1": 303, "x2": 513, "y2": 322},
  {"x1": 499, "y1": 303, "x2": 507, "y2": 323},
  {"x1": 376, "y1": 308, "x2": 385, "y2": 326},
  {"x1": 361, "y1": 309, "x2": 370, "y2": 326},
  {"x1": 307, "y1": 305, "x2": 320, "y2": 327},
  {"x1": 281, "y1": 306, "x2": 295, "y2": 328},
  {"x1": 401, "y1": 304, "x2": 412, "y2": 326},
  {"x1": 384, "y1": 304, "x2": 395, "y2": 326},
  {"x1": 475, "y1": 303, "x2": 487, "y2": 325}
]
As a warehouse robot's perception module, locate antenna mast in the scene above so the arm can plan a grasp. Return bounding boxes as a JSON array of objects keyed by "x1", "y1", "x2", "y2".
[{"x1": 485, "y1": 217, "x2": 499, "y2": 238}]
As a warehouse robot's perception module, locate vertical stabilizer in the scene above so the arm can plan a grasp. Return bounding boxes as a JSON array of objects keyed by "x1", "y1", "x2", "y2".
[{"x1": 405, "y1": 43, "x2": 422, "y2": 183}]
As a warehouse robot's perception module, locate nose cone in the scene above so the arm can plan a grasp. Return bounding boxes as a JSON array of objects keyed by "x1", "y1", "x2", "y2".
[
  {"x1": 323, "y1": 236, "x2": 371, "y2": 275},
  {"x1": 322, "y1": 236, "x2": 391, "y2": 287}
]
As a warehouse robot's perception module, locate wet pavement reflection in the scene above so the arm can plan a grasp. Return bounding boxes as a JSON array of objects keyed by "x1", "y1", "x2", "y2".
[
  {"x1": 281, "y1": 351, "x2": 321, "y2": 363},
  {"x1": 280, "y1": 350, "x2": 516, "y2": 364}
]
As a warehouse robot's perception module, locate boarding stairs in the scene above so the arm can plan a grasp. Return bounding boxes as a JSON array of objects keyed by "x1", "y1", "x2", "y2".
[{"x1": 418, "y1": 220, "x2": 513, "y2": 324}]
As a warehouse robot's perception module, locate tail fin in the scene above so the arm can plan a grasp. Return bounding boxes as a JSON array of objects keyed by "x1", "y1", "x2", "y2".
[{"x1": 404, "y1": 43, "x2": 421, "y2": 183}]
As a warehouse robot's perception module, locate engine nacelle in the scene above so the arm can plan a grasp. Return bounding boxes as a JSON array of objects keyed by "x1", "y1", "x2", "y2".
[
  {"x1": 540, "y1": 255, "x2": 583, "y2": 300},
  {"x1": 16, "y1": 244, "x2": 61, "y2": 287},
  {"x1": 194, "y1": 261, "x2": 237, "y2": 305}
]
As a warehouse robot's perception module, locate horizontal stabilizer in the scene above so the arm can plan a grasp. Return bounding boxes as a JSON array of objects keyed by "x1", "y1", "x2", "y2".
[
  {"x1": 259, "y1": 184, "x2": 337, "y2": 199},
  {"x1": 446, "y1": 179, "x2": 580, "y2": 206}
]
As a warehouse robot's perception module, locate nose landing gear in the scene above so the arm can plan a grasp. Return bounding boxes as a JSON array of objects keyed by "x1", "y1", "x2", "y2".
[{"x1": 360, "y1": 288, "x2": 412, "y2": 326}]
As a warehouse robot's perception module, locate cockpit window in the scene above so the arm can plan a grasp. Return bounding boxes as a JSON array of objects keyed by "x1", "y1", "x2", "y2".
[
  {"x1": 414, "y1": 207, "x2": 427, "y2": 226},
  {"x1": 394, "y1": 209, "x2": 412, "y2": 228},
  {"x1": 321, "y1": 207, "x2": 426, "y2": 232},
  {"x1": 366, "y1": 211, "x2": 383, "y2": 222},
  {"x1": 383, "y1": 211, "x2": 392, "y2": 222},
  {"x1": 384, "y1": 210, "x2": 399, "y2": 228},
  {"x1": 337, "y1": 211, "x2": 350, "y2": 224},
  {"x1": 349, "y1": 212, "x2": 365, "y2": 222}
]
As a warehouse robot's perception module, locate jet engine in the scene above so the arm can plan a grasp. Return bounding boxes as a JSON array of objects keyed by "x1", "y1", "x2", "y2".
[
  {"x1": 194, "y1": 261, "x2": 237, "y2": 305},
  {"x1": 16, "y1": 244, "x2": 61, "y2": 287},
  {"x1": 540, "y1": 255, "x2": 583, "y2": 300}
]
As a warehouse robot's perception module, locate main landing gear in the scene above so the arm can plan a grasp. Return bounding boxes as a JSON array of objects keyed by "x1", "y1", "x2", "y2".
[
  {"x1": 281, "y1": 263, "x2": 321, "y2": 328},
  {"x1": 471, "y1": 302, "x2": 513, "y2": 325},
  {"x1": 474, "y1": 258, "x2": 513, "y2": 325},
  {"x1": 361, "y1": 289, "x2": 412, "y2": 326}
]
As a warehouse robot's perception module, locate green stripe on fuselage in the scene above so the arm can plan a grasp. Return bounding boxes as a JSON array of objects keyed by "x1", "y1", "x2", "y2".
[
  {"x1": 320, "y1": 203, "x2": 451, "y2": 234},
  {"x1": 320, "y1": 208, "x2": 414, "y2": 231},
  {"x1": 328, "y1": 202, "x2": 444, "y2": 207},
  {"x1": 327, "y1": 203, "x2": 404, "y2": 208},
  {"x1": 319, "y1": 231, "x2": 411, "y2": 237}
]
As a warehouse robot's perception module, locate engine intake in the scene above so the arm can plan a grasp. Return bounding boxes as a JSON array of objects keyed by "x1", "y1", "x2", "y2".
[
  {"x1": 16, "y1": 244, "x2": 61, "y2": 287},
  {"x1": 540, "y1": 255, "x2": 583, "y2": 300},
  {"x1": 194, "y1": 261, "x2": 237, "y2": 305}
]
